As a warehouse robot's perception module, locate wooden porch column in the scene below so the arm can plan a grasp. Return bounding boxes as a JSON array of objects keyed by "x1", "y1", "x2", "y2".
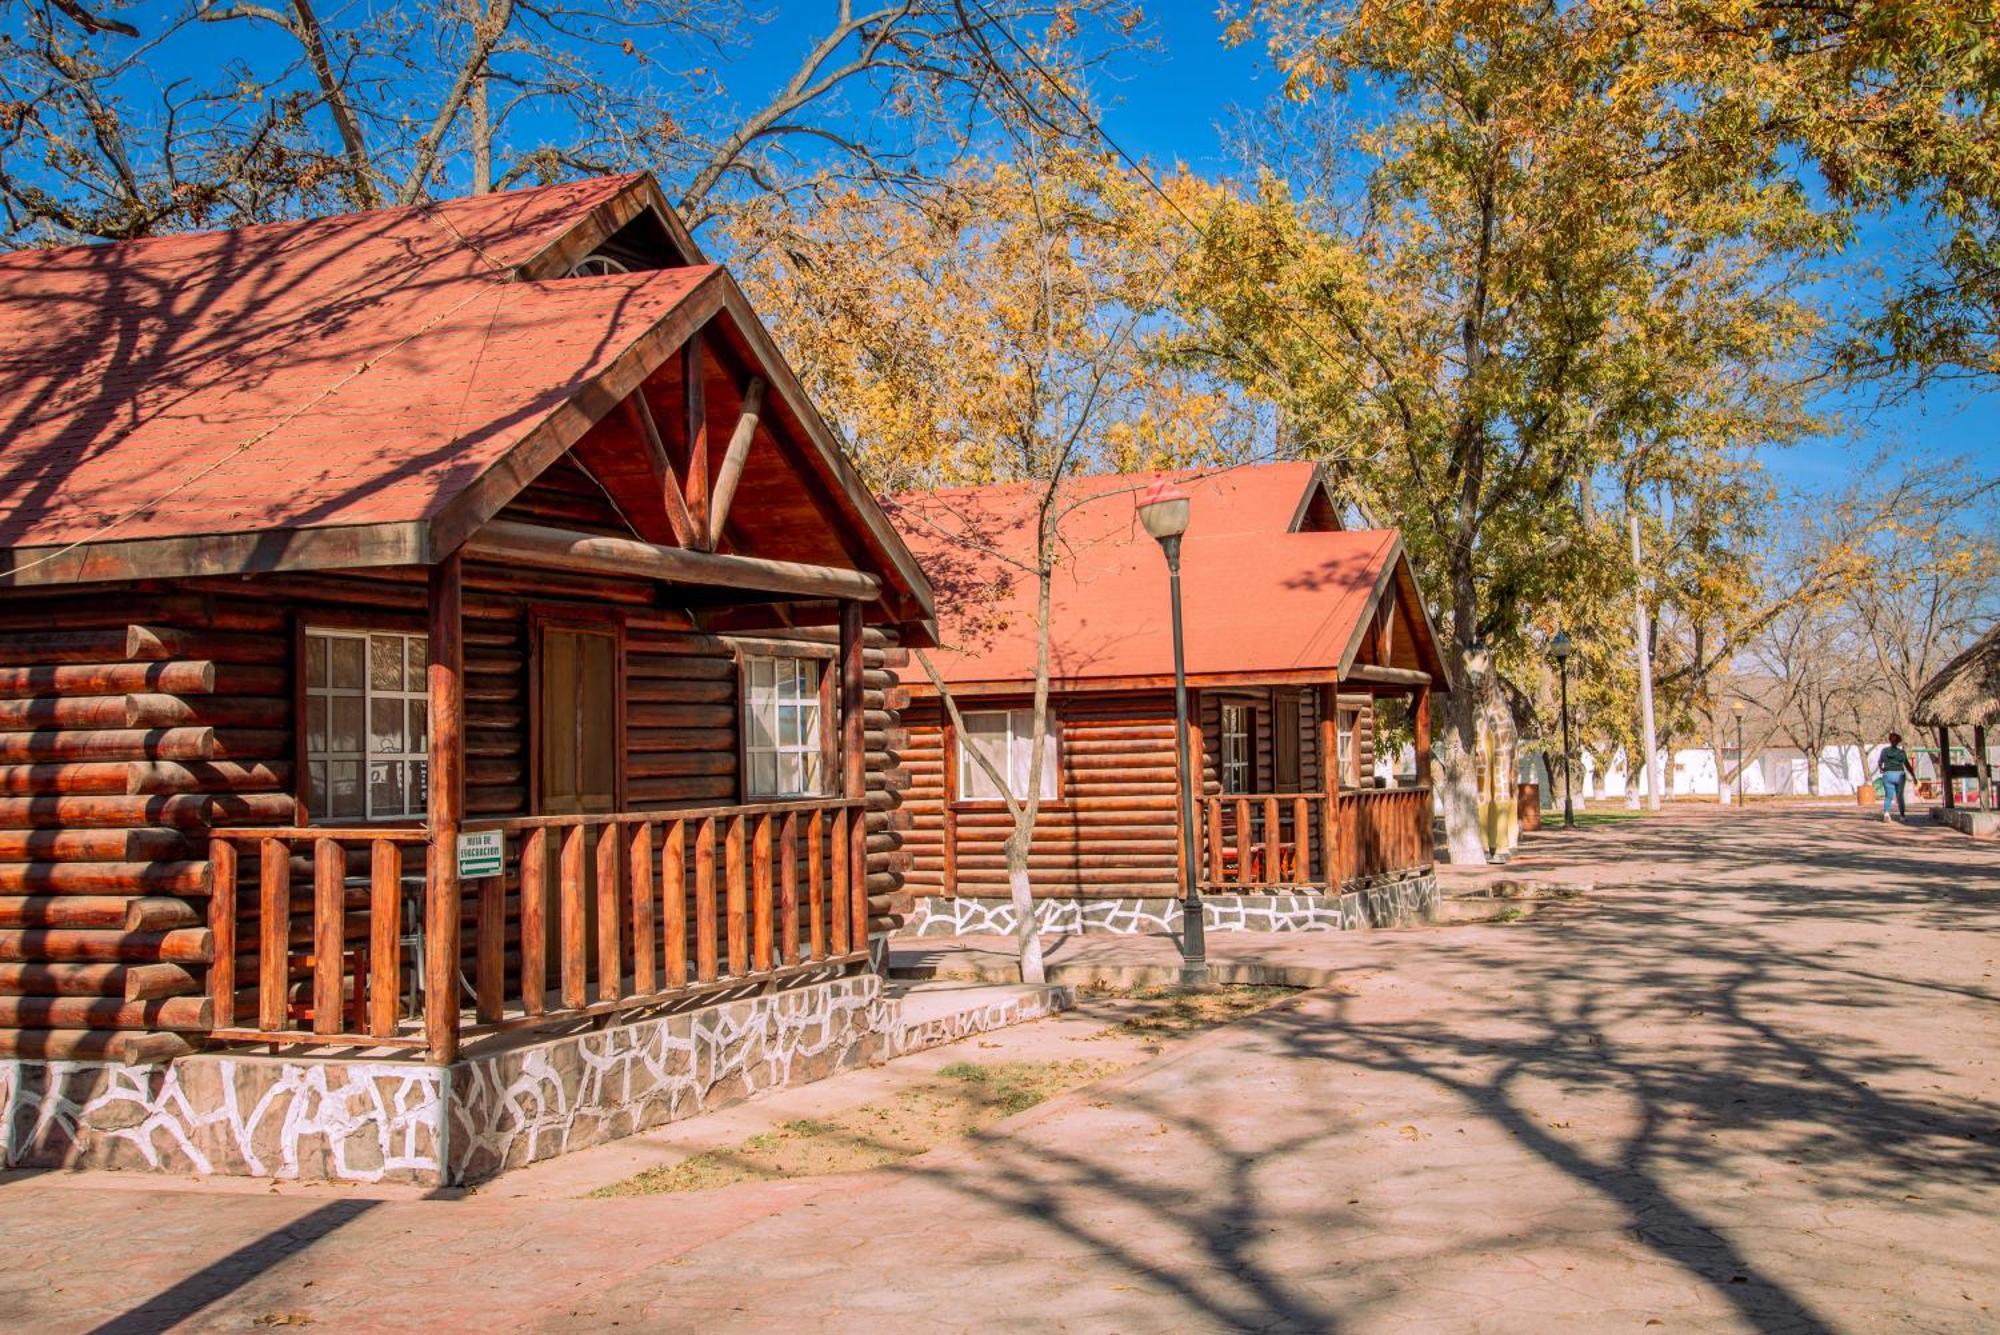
[
  {"x1": 1976, "y1": 725, "x2": 1992, "y2": 812},
  {"x1": 840, "y1": 600, "x2": 867, "y2": 950},
  {"x1": 1319, "y1": 681, "x2": 1341, "y2": 888},
  {"x1": 425, "y1": 554, "x2": 465, "y2": 1065},
  {"x1": 1939, "y1": 726, "x2": 1956, "y2": 809},
  {"x1": 1413, "y1": 684, "x2": 1433, "y2": 789}
]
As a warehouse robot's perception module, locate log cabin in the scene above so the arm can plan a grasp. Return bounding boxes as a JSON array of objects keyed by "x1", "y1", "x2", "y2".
[
  {"x1": 889, "y1": 465, "x2": 1450, "y2": 936},
  {"x1": 0, "y1": 175, "x2": 935, "y2": 1181}
]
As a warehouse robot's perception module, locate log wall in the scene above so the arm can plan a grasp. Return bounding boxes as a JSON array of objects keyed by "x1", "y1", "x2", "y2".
[
  {"x1": 904, "y1": 691, "x2": 1183, "y2": 900},
  {"x1": 0, "y1": 468, "x2": 907, "y2": 1060},
  {"x1": 904, "y1": 684, "x2": 1386, "y2": 903}
]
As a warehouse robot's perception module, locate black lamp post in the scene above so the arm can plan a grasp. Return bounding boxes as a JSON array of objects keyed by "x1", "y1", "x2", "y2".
[
  {"x1": 1138, "y1": 478, "x2": 1206, "y2": 988},
  {"x1": 1551, "y1": 630, "x2": 1575, "y2": 828},
  {"x1": 1732, "y1": 700, "x2": 1745, "y2": 808}
]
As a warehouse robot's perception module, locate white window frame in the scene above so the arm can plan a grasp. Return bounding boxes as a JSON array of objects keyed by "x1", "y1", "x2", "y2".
[
  {"x1": 744, "y1": 656, "x2": 827, "y2": 798},
  {"x1": 955, "y1": 708, "x2": 1059, "y2": 803},
  {"x1": 1220, "y1": 703, "x2": 1253, "y2": 795},
  {"x1": 304, "y1": 627, "x2": 429, "y2": 822}
]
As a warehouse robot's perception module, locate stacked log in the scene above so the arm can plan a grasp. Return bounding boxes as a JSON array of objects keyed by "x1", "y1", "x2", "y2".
[
  {"x1": 0, "y1": 596, "x2": 295, "y2": 1062},
  {"x1": 903, "y1": 690, "x2": 1183, "y2": 902}
]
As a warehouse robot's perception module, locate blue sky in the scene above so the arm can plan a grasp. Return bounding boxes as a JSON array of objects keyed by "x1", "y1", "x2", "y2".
[{"x1": 722, "y1": 4, "x2": 1996, "y2": 498}]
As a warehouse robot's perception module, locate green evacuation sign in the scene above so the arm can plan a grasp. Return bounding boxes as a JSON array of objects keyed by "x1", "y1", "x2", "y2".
[{"x1": 456, "y1": 830, "x2": 504, "y2": 879}]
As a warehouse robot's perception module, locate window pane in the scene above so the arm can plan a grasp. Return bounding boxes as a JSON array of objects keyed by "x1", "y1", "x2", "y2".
[
  {"x1": 779, "y1": 753, "x2": 803, "y2": 795},
  {"x1": 750, "y1": 658, "x2": 773, "y2": 694},
  {"x1": 801, "y1": 752, "x2": 821, "y2": 794},
  {"x1": 751, "y1": 752, "x2": 778, "y2": 796},
  {"x1": 330, "y1": 696, "x2": 363, "y2": 753},
  {"x1": 305, "y1": 636, "x2": 327, "y2": 690},
  {"x1": 327, "y1": 760, "x2": 363, "y2": 819},
  {"x1": 371, "y1": 635, "x2": 403, "y2": 691},
  {"x1": 308, "y1": 760, "x2": 325, "y2": 806},
  {"x1": 409, "y1": 636, "x2": 429, "y2": 683},
  {"x1": 747, "y1": 699, "x2": 774, "y2": 749},
  {"x1": 369, "y1": 760, "x2": 404, "y2": 817},
  {"x1": 307, "y1": 696, "x2": 328, "y2": 755},
  {"x1": 409, "y1": 700, "x2": 428, "y2": 754},
  {"x1": 408, "y1": 759, "x2": 428, "y2": 810},
  {"x1": 779, "y1": 707, "x2": 800, "y2": 747},
  {"x1": 330, "y1": 636, "x2": 365, "y2": 689},
  {"x1": 370, "y1": 698, "x2": 404, "y2": 755}
]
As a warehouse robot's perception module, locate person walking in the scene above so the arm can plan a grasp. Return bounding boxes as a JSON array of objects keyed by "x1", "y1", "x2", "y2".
[{"x1": 1875, "y1": 733, "x2": 1913, "y2": 822}]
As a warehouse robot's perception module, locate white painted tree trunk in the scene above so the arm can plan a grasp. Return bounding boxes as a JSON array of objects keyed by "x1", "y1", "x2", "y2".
[{"x1": 1630, "y1": 516, "x2": 1663, "y2": 811}]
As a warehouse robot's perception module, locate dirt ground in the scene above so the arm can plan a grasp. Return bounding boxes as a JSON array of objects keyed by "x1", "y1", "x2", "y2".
[{"x1": 3, "y1": 804, "x2": 1997, "y2": 1333}]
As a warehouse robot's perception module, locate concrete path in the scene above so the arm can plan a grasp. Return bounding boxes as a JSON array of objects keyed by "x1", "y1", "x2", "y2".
[{"x1": 4, "y1": 804, "x2": 1997, "y2": 1332}]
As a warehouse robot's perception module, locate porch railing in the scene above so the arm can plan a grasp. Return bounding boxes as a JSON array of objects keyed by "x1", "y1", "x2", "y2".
[
  {"x1": 1198, "y1": 788, "x2": 1434, "y2": 892},
  {"x1": 1334, "y1": 788, "x2": 1433, "y2": 883},
  {"x1": 205, "y1": 797, "x2": 869, "y2": 1056},
  {"x1": 1202, "y1": 794, "x2": 1325, "y2": 888}
]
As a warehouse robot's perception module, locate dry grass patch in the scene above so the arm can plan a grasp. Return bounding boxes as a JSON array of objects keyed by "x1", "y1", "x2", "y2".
[
  {"x1": 590, "y1": 1058, "x2": 1114, "y2": 1197},
  {"x1": 1086, "y1": 982, "x2": 1301, "y2": 1042},
  {"x1": 589, "y1": 983, "x2": 1301, "y2": 1199}
]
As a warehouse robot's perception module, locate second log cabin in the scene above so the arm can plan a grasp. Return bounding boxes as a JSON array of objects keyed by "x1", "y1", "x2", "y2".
[{"x1": 889, "y1": 464, "x2": 1450, "y2": 936}]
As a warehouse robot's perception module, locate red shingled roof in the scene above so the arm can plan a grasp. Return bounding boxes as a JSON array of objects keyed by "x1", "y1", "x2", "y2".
[
  {"x1": 887, "y1": 465, "x2": 1442, "y2": 687},
  {"x1": 0, "y1": 176, "x2": 717, "y2": 553}
]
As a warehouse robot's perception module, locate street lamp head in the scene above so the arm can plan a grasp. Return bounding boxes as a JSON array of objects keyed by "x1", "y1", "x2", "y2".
[
  {"x1": 1732, "y1": 700, "x2": 1745, "y2": 717},
  {"x1": 1551, "y1": 630, "x2": 1573, "y2": 663},
  {"x1": 1136, "y1": 477, "x2": 1192, "y2": 542}
]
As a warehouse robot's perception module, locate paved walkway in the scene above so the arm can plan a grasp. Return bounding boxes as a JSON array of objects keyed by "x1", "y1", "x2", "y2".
[{"x1": 4, "y1": 804, "x2": 1998, "y2": 1332}]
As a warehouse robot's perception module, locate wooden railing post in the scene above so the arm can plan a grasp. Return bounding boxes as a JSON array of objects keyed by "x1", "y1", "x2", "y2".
[
  {"x1": 779, "y1": 811, "x2": 799, "y2": 966},
  {"x1": 258, "y1": 836, "x2": 289, "y2": 1031},
  {"x1": 807, "y1": 809, "x2": 826, "y2": 961},
  {"x1": 695, "y1": 816, "x2": 718, "y2": 981},
  {"x1": 630, "y1": 821, "x2": 656, "y2": 995},
  {"x1": 1205, "y1": 798, "x2": 1223, "y2": 884},
  {"x1": 663, "y1": 818, "x2": 688, "y2": 988},
  {"x1": 519, "y1": 827, "x2": 547, "y2": 1017},
  {"x1": 369, "y1": 839, "x2": 402, "y2": 1036},
  {"x1": 560, "y1": 823, "x2": 587, "y2": 1008},
  {"x1": 207, "y1": 837, "x2": 236, "y2": 1032},
  {"x1": 725, "y1": 813, "x2": 748, "y2": 974},
  {"x1": 425, "y1": 553, "x2": 465, "y2": 1065},
  {"x1": 596, "y1": 821, "x2": 622, "y2": 1002},
  {"x1": 312, "y1": 838, "x2": 344, "y2": 1035},
  {"x1": 752, "y1": 812, "x2": 774, "y2": 972}
]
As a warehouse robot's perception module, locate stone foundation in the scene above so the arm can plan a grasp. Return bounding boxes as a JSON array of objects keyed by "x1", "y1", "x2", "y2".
[
  {"x1": 2, "y1": 972, "x2": 930, "y2": 1187},
  {"x1": 899, "y1": 874, "x2": 1440, "y2": 937}
]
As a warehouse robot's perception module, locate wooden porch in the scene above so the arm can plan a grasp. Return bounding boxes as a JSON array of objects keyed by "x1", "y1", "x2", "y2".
[{"x1": 204, "y1": 795, "x2": 872, "y2": 1059}]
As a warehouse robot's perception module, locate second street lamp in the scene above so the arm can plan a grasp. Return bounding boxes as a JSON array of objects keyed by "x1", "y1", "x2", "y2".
[
  {"x1": 1551, "y1": 630, "x2": 1575, "y2": 829},
  {"x1": 1137, "y1": 478, "x2": 1207, "y2": 988},
  {"x1": 1732, "y1": 699, "x2": 1746, "y2": 808}
]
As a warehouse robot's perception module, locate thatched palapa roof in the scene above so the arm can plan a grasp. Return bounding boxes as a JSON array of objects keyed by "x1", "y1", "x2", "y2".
[{"x1": 1913, "y1": 624, "x2": 2000, "y2": 729}]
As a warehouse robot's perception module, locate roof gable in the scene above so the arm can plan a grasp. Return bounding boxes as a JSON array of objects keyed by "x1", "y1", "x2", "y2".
[
  {"x1": 0, "y1": 175, "x2": 932, "y2": 626},
  {"x1": 889, "y1": 465, "x2": 1443, "y2": 688}
]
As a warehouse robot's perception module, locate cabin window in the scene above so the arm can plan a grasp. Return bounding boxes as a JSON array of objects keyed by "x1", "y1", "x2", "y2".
[
  {"x1": 1337, "y1": 708, "x2": 1359, "y2": 787},
  {"x1": 568, "y1": 253, "x2": 630, "y2": 276},
  {"x1": 957, "y1": 709, "x2": 1059, "y2": 802},
  {"x1": 304, "y1": 628, "x2": 429, "y2": 821},
  {"x1": 1220, "y1": 704, "x2": 1253, "y2": 794},
  {"x1": 744, "y1": 656, "x2": 825, "y2": 797}
]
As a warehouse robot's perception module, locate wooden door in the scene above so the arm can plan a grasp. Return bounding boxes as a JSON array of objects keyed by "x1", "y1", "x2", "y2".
[{"x1": 538, "y1": 626, "x2": 621, "y2": 986}]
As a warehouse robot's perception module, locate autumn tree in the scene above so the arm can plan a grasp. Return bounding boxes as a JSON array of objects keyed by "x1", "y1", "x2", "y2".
[
  {"x1": 1165, "y1": 1, "x2": 1824, "y2": 860},
  {"x1": 0, "y1": 0, "x2": 1147, "y2": 244},
  {"x1": 730, "y1": 144, "x2": 1245, "y2": 978}
]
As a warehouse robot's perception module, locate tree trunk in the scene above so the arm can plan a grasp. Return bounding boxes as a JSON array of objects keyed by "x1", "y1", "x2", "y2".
[
  {"x1": 1438, "y1": 662, "x2": 1487, "y2": 864},
  {"x1": 1005, "y1": 828, "x2": 1045, "y2": 984},
  {"x1": 1630, "y1": 516, "x2": 1662, "y2": 811}
]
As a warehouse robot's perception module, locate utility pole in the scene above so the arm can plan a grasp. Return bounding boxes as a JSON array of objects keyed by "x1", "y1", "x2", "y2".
[{"x1": 1630, "y1": 515, "x2": 1662, "y2": 811}]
